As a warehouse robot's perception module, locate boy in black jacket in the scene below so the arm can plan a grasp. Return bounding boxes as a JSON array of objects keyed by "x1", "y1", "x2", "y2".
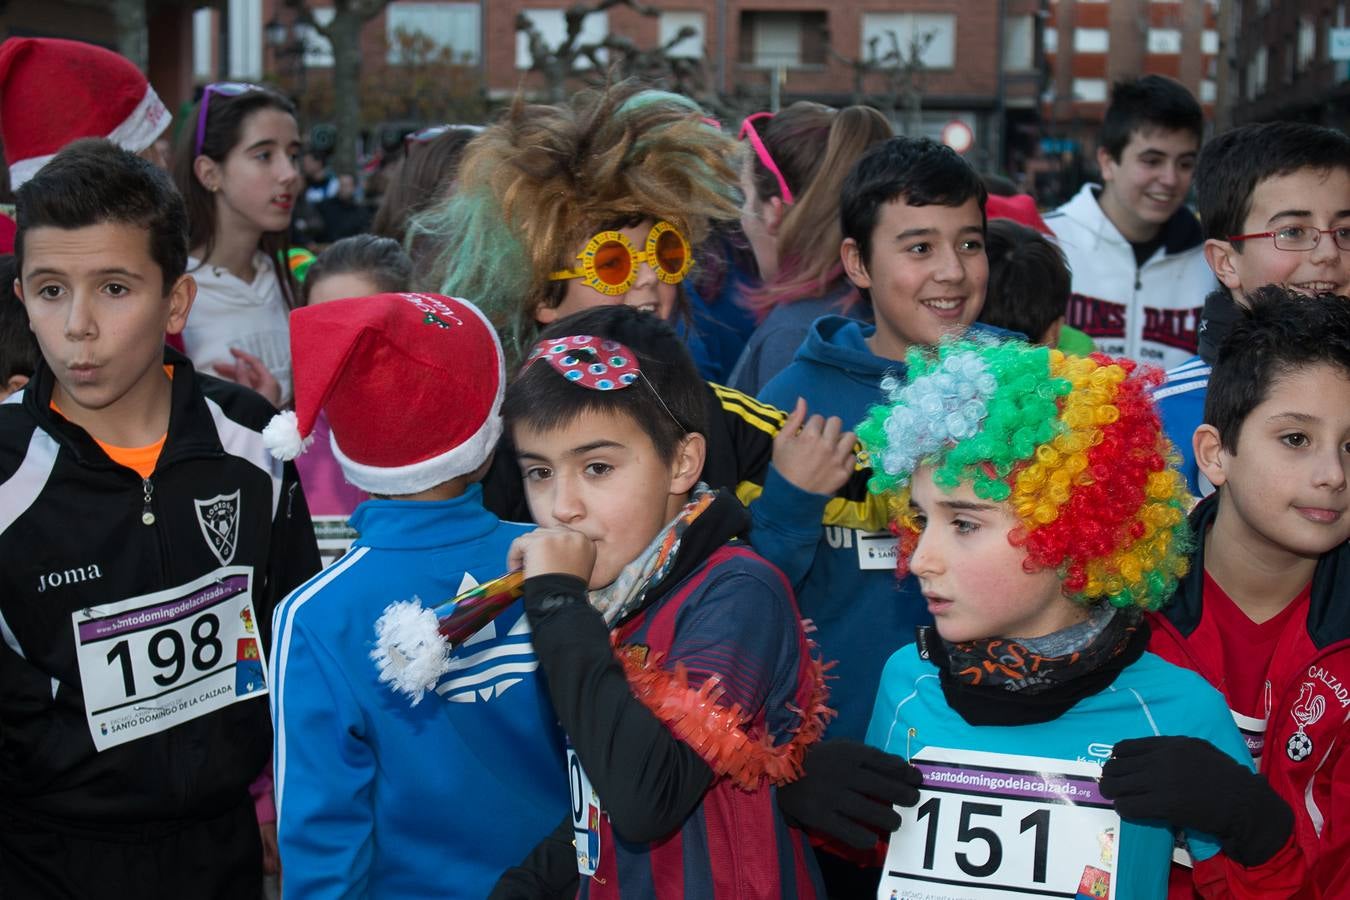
[{"x1": 0, "y1": 139, "x2": 319, "y2": 897}]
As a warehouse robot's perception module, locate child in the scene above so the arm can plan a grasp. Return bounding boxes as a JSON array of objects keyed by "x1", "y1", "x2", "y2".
[
  {"x1": 289, "y1": 235, "x2": 415, "y2": 565},
  {"x1": 493, "y1": 311, "x2": 832, "y2": 898},
  {"x1": 0, "y1": 255, "x2": 39, "y2": 397},
  {"x1": 1128, "y1": 286, "x2": 1350, "y2": 895},
  {"x1": 411, "y1": 81, "x2": 741, "y2": 370},
  {"x1": 978, "y1": 218, "x2": 1074, "y2": 348},
  {"x1": 0, "y1": 37, "x2": 172, "y2": 188},
  {"x1": 859, "y1": 337, "x2": 1289, "y2": 897},
  {"x1": 1045, "y1": 75, "x2": 1215, "y2": 369},
  {"x1": 728, "y1": 103, "x2": 893, "y2": 395},
  {"x1": 173, "y1": 83, "x2": 302, "y2": 406},
  {"x1": 1154, "y1": 121, "x2": 1350, "y2": 496},
  {"x1": 755, "y1": 136, "x2": 997, "y2": 744},
  {"x1": 303, "y1": 233, "x2": 413, "y2": 307},
  {"x1": 266, "y1": 291, "x2": 570, "y2": 898},
  {"x1": 0, "y1": 139, "x2": 319, "y2": 897}
]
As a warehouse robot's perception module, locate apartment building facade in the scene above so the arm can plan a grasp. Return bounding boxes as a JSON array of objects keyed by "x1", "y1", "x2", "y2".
[
  {"x1": 1223, "y1": 0, "x2": 1350, "y2": 131},
  {"x1": 245, "y1": 0, "x2": 1047, "y2": 173},
  {"x1": 1035, "y1": 0, "x2": 1218, "y2": 200}
]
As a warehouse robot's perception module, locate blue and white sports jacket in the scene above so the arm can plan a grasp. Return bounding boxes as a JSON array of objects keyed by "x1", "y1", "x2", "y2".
[{"x1": 270, "y1": 488, "x2": 568, "y2": 899}]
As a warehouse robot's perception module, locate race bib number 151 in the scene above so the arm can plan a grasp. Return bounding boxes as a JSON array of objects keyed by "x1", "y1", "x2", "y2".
[
  {"x1": 879, "y1": 747, "x2": 1120, "y2": 900},
  {"x1": 72, "y1": 566, "x2": 268, "y2": 751}
]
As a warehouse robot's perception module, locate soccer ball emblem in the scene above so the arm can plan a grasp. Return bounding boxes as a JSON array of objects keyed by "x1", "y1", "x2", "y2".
[{"x1": 1286, "y1": 731, "x2": 1314, "y2": 762}]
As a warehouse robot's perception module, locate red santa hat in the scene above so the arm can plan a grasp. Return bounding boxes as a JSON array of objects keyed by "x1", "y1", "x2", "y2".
[
  {"x1": 986, "y1": 193, "x2": 1054, "y2": 237},
  {"x1": 264, "y1": 293, "x2": 505, "y2": 496},
  {"x1": 0, "y1": 37, "x2": 171, "y2": 188}
]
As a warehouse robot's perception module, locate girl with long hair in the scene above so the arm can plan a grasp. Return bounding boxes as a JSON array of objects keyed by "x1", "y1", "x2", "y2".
[{"x1": 173, "y1": 83, "x2": 301, "y2": 405}]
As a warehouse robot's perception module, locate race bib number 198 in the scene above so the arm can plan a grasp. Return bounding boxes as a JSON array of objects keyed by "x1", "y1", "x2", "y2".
[
  {"x1": 879, "y1": 747, "x2": 1120, "y2": 900},
  {"x1": 72, "y1": 566, "x2": 268, "y2": 751}
]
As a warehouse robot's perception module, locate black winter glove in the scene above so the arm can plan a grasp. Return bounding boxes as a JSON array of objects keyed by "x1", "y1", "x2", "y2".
[
  {"x1": 776, "y1": 739, "x2": 923, "y2": 849},
  {"x1": 1099, "y1": 736, "x2": 1293, "y2": 867}
]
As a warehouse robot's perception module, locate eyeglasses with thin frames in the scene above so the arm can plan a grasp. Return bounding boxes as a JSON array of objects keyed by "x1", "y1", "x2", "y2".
[
  {"x1": 738, "y1": 112, "x2": 795, "y2": 205},
  {"x1": 403, "y1": 124, "x2": 484, "y2": 150},
  {"x1": 1226, "y1": 225, "x2": 1350, "y2": 252},
  {"x1": 194, "y1": 82, "x2": 268, "y2": 157}
]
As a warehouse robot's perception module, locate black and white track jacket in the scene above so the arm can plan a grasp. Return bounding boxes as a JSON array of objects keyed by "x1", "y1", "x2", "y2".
[{"x1": 0, "y1": 349, "x2": 319, "y2": 829}]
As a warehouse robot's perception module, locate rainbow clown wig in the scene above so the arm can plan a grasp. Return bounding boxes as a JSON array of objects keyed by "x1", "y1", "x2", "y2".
[
  {"x1": 857, "y1": 338, "x2": 1192, "y2": 611},
  {"x1": 408, "y1": 80, "x2": 742, "y2": 366}
]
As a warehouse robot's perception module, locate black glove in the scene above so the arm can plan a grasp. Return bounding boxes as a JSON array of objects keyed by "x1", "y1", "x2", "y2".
[
  {"x1": 1100, "y1": 736, "x2": 1293, "y2": 867},
  {"x1": 776, "y1": 739, "x2": 923, "y2": 849}
]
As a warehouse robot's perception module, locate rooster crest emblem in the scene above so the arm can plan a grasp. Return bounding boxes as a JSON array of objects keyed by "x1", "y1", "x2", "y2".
[{"x1": 1286, "y1": 683, "x2": 1326, "y2": 762}]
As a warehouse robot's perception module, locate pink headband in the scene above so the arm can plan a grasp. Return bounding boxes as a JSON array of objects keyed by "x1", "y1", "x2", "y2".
[
  {"x1": 525, "y1": 335, "x2": 641, "y2": 391},
  {"x1": 524, "y1": 334, "x2": 685, "y2": 428},
  {"x1": 739, "y1": 112, "x2": 795, "y2": 205}
]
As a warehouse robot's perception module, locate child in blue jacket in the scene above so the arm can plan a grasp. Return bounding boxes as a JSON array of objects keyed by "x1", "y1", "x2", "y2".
[
  {"x1": 265, "y1": 292, "x2": 569, "y2": 898},
  {"x1": 858, "y1": 338, "x2": 1293, "y2": 897}
]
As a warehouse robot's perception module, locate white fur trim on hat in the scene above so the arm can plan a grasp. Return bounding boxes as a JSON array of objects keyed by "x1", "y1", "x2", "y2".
[
  {"x1": 331, "y1": 411, "x2": 502, "y2": 496},
  {"x1": 8, "y1": 84, "x2": 169, "y2": 188}
]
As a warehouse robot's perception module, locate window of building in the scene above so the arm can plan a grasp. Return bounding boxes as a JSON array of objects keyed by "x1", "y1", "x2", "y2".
[
  {"x1": 228, "y1": 0, "x2": 263, "y2": 80},
  {"x1": 739, "y1": 11, "x2": 828, "y2": 67},
  {"x1": 860, "y1": 12, "x2": 957, "y2": 69},
  {"x1": 1073, "y1": 77, "x2": 1108, "y2": 102},
  {"x1": 299, "y1": 7, "x2": 335, "y2": 68},
  {"x1": 1298, "y1": 17, "x2": 1316, "y2": 69},
  {"x1": 1044, "y1": 27, "x2": 1058, "y2": 54},
  {"x1": 659, "y1": 11, "x2": 705, "y2": 59},
  {"x1": 193, "y1": 7, "x2": 215, "y2": 80},
  {"x1": 387, "y1": 2, "x2": 479, "y2": 64},
  {"x1": 1201, "y1": 29, "x2": 1218, "y2": 55},
  {"x1": 1147, "y1": 28, "x2": 1181, "y2": 54},
  {"x1": 1004, "y1": 14, "x2": 1035, "y2": 70},
  {"x1": 516, "y1": 7, "x2": 609, "y2": 69},
  {"x1": 1200, "y1": 78, "x2": 1216, "y2": 102},
  {"x1": 1073, "y1": 28, "x2": 1109, "y2": 53},
  {"x1": 1245, "y1": 44, "x2": 1268, "y2": 99}
]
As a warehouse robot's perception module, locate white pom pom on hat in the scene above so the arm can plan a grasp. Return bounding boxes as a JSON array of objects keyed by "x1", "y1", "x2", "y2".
[{"x1": 262, "y1": 409, "x2": 314, "y2": 461}]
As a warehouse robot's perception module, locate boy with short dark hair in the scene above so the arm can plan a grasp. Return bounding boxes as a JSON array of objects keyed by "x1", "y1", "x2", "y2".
[
  {"x1": 754, "y1": 136, "x2": 995, "y2": 745},
  {"x1": 1127, "y1": 286, "x2": 1350, "y2": 895},
  {"x1": 1046, "y1": 75, "x2": 1215, "y2": 369},
  {"x1": 978, "y1": 218, "x2": 1072, "y2": 348},
  {"x1": 267, "y1": 292, "x2": 571, "y2": 899},
  {"x1": 0, "y1": 139, "x2": 319, "y2": 897},
  {"x1": 493, "y1": 311, "x2": 832, "y2": 897},
  {"x1": 1154, "y1": 121, "x2": 1350, "y2": 495}
]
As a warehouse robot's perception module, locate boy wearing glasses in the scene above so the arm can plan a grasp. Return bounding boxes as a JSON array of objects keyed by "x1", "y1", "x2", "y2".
[
  {"x1": 1104, "y1": 287, "x2": 1350, "y2": 895},
  {"x1": 1154, "y1": 121, "x2": 1350, "y2": 496}
]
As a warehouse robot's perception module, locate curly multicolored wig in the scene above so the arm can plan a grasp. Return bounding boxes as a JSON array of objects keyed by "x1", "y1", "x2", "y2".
[
  {"x1": 857, "y1": 338, "x2": 1192, "y2": 611},
  {"x1": 408, "y1": 80, "x2": 742, "y2": 365}
]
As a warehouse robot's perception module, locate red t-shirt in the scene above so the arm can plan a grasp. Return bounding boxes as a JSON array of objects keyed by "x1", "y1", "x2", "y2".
[{"x1": 1203, "y1": 571, "x2": 1310, "y2": 760}]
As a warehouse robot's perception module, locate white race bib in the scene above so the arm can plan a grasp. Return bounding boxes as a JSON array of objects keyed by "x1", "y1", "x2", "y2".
[
  {"x1": 72, "y1": 566, "x2": 268, "y2": 751},
  {"x1": 879, "y1": 747, "x2": 1120, "y2": 900},
  {"x1": 312, "y1": 515, "x2": 360, "y2": 569},
  {"x1": 856, "y1": 530, "x2": 899, "y2": 570},
  {"x1": 568, "y1": 746, "x2": 602, "y2": 876}
]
